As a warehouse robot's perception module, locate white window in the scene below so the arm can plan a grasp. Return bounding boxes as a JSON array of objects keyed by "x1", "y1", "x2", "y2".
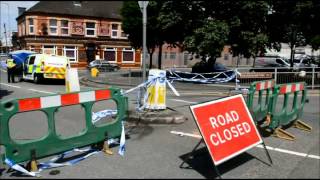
[
  {"x1": 61, "y1": 20, "x2": 69, "y2": 35},
  {"x1": 42, "y1": 45, "x2": 56, "y2": 55},
  {"x1": 111, "y1": 24, "x2": 119, "y2": 38},
  {"x1": 29, "y1": 18, "x2": 34, "y2": 34},
  {"x1": 63, "y1": 46, "x2": 78, "y2": 62},
  {"x1": 104, "y1": 47, "x2": 117, "y2": 62},
  {"x1": 122, "y1": 48, "x2": 135, "y2": 63},
  {"x1": 170, "y1": 52, "x2": 176, "y2": 59},
  {"x1": 85, "y1": 22, "x2": 96, "y2": 37},
  {"x1": 49, "y1": 19, "x2": 58, "y2": 35}
]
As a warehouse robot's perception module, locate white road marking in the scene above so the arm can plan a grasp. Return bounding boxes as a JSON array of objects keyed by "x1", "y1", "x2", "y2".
[
  {"x1": 169, "y1": 99, "x2": 198, "y2": 104},
  {"x1": 28, "y1": 89, "x2": 55, "y2": 94},
  {"x1": 1, "y1": 69, "x2": 6, "y2": 72},
  {"x1": 0, "y1": 83, "x2": 21, "y2": 88},
  {"x1": 170, "y1": 130, "x2": 320, "y2": 160}
]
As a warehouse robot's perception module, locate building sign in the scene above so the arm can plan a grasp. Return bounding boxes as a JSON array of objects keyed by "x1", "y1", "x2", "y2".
[
  {"x1": 72, "y1": 21, "x2": 84, "y2": 35},
  {"x1": 190, "y1": 94, "x2": 262, "y2": 165},
  {"x1": 239, "y1": 72, "x2": 272, "y2": 79},
  {"x1": 99, "y1": 23, "x2": 110, "y2": 36}
]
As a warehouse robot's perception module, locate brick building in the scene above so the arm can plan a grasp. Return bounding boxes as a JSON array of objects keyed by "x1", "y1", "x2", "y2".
[{"x1": 16, "y1": 1, "x2": 141, "y2": 69}]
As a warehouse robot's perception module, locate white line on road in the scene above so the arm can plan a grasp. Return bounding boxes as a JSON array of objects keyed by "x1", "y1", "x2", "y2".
[
  {"x1": 0, "y1": 83, "x2": 21, "y2": 88},
  {"x1": 169, "y1": 99, "x2": 198, "y2": 104},
  {"x1": 28, "y1": 89, "x2": 55, "y2": 94},
  {"x1": 170, "y1": 130, "x2": 320, "y2": 160}
]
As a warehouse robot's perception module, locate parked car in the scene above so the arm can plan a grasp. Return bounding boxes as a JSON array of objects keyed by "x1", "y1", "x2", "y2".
[
  {"x1": 88, "y1": 59, "x2": 120, "y2": 72},
  {"x1": 293, "y1": 54, "x2": 318, "y2": 71},
  {"x1": 251, "y1": 56, "x2": 291, "y2": 72}
]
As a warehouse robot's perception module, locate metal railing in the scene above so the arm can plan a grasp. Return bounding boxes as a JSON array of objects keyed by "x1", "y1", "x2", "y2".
[{"x1": 236, "y1": 67, "x2": 320, "y2": 89}]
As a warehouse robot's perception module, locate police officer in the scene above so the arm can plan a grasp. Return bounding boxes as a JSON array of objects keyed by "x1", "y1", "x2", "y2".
[{"x1": 6, "y1": 55, "x2": 16, "y2": 83}]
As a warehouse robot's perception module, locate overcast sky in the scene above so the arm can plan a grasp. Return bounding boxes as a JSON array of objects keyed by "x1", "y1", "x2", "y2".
[{"x1": 0, "y1": 1, "x2": 38, "y2": 38}]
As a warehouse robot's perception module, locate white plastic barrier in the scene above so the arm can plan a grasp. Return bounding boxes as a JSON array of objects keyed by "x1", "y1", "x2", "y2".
[{"x1": 65, "y1": 68, "x2": 80, "y2": 92}]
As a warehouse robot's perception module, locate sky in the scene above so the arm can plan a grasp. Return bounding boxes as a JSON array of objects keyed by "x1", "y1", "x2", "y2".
[{"x1": 0, "y1": 1, "x2": 38, "y2": 39}]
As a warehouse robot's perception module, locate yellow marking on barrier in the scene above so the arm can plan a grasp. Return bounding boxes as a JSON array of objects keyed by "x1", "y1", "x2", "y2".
[
  {"x1": 293, "y1": 120, "x2": 312, "y2": 132},
  {"x1": 272, "y1": 128, "x2": 295, "y2": 141}
]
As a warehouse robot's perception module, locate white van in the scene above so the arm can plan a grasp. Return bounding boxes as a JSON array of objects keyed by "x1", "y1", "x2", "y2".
[{"x1": 23, "y1": 54, "x2": 70, "y2": 83}]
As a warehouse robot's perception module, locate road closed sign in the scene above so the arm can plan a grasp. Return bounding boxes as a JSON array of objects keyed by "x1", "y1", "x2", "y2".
[{"x1": 190, "y1": 94, "x2": 262, "y2": 165}]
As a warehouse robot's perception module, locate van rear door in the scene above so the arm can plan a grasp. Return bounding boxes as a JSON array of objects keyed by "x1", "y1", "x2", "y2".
[{"x1": 43, "y1": 56, "x2": 68, "y2": 79}]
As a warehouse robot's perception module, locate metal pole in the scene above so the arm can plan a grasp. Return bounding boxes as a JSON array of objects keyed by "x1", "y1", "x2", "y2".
[
  {"x1": 312, "y1": 67, "x2": 315, "y2": 90},
  {"x1": 142, "y1": 2, "x2": 147, "y2": 83},
  {"x1": 274, "y1": 68, "x2": 277, "y2": 85},
  {"x1": 2, "y1": 3, "x2": 10, "y2": 53},
  {"x1": 3, "y1": 23, "x2": 8, "y2": 53}
]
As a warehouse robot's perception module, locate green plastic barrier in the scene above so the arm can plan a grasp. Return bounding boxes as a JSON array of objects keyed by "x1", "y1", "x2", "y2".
[
  {"x1": 247, "y1": 80, "x2": 275, "y2": 123},
  {"x1": 267, "y1": 82, "x2": 308, "y2": 130},
  {"x1": 0, "y1": 87, "x2": 128, "y2": 164}
]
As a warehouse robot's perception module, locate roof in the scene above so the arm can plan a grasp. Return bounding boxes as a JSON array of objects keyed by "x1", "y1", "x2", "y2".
[{"x1": 18, "y1": 1, "x2": 123, "y2": 20}]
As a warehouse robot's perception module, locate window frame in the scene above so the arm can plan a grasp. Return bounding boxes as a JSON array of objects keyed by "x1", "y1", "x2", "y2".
[
  {"x1": 63, "y1": 46, "x2": 78, "y2": 63},
  {"x1": 60, "y1": 19, "x2": 70, "y2": 36},
  {"x1": 111, "y1": 23, "x2": 119, "y2": 38},
  {"x1": 122, "y1": 48, "x2": 135, "y2": 63},
  {"x1": 28, "y1": 18, "x2": 35, "y2": 35},
  {"x1": 42, "y1": 45, "x2": 57, "y2": 55},
  {"x1": 85, "y1": 21, "x2": 96, "y2": 37},
  {"x1": 49, "y1": 19, "x2": 58, "y2": 35},
  {"x1": 103, "y1": 47, "x2": 117, "y2": 63}
]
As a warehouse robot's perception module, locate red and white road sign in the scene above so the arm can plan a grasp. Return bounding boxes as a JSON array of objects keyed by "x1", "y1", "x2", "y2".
[{"x1": 190, "y1": 94, "x2": 262, "y2": 165}]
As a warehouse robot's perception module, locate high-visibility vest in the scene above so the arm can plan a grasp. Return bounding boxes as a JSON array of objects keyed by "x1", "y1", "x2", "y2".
[{"x1": 7, "y1": 59, "x2": 16, "y2": 69}]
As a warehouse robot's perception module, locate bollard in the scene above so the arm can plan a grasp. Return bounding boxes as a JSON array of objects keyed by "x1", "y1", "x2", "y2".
[{"x1": 91, "y1": 67, "x2": 99, "y2": 77}]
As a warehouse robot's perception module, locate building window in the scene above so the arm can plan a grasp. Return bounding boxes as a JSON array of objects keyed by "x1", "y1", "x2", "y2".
[
  {"x1": 85, "y1": 22, "x2": 96, "y2": 37},
  {"x1": 49, "y1": 19, "x2": 58, "y2": 35},
  {"x1": 170, "y1": 52, "x2": 176, "y2": 59},
  {"x1": 42, "y1": 45, "x2": 56, "y2": 55},
  {"x1": 104, "y1": 47, "x2": 117, "y2": 62},
  {"x1": 63, "y1": 46, "x2": 78, "y2": 62},
  {"x1": 29, "y1": 18, "x2": 34, "y2": 34},
  {"x1": 164, "y1": 52, "x2": 168, "y2": 59},
  {"x1": 61, "y1": 20, "x2": 69, "y2": 35},
  {"x1": 29, "y1": 45, "x2": 35, "y2": 51},
  {"x1": 122, "y1": 48, "x2": 134, "y2": 63},
  {"x1": 111, "y1": 24, "x2": 118, "y2": 38}
]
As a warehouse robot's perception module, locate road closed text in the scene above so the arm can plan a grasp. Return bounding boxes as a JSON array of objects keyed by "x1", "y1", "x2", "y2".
[{"x1": 209, "y1": 110, "x2": 251, "y2": 146}]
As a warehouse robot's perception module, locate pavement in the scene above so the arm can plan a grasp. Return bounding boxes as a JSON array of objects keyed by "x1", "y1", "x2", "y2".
[{"x1": 79, "y1": 69, "x2": 190, "y2": 125}]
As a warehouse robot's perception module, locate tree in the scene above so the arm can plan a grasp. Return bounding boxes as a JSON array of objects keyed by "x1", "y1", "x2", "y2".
[
  {"x1": 184, "y1": 19, "x2": 229, "y2": 72},
  {"x1": 121, "y1": 1, "x2": 165, "y2": 69},
  {"x1": 268, "y1": 0, "x2": 314, "y2": 67}
]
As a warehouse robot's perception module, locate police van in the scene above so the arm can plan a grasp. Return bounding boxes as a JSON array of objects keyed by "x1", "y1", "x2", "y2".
[{"x1": 23, "y1": 54, "x2": 70, "y2": 83}]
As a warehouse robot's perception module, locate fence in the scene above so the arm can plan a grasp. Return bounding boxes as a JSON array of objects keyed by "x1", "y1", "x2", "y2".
[{"x1": 237, "y1": 67, "x2": 320, "y2": 89}]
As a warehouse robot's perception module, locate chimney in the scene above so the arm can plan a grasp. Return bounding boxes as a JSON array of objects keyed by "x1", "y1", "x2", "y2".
[{"x1": 18, "y1": 7, "x2": 27, "y2": 16}]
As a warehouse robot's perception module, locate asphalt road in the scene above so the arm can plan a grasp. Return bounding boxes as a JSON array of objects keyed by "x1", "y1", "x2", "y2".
[{"x1": 0, "y1": 68, "x2": 319, "y2": 178}]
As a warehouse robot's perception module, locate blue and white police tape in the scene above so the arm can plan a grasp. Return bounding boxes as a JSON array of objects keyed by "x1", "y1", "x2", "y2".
[
  {"x1": 166, "y1": 69, "x2": 238, "y2": 83},
  {"x1": 122, "y1": 73, "x2": 179, "y2": 111},
  {"x1": 92, "y1": 109, "x2": 118, "y2": 124},
  {"x1": 118, "y1": 121, "x2": 126, "y2": 156},
  {"x1": 4, "y1": 122, "x2": 126, "y2": 177},
  {"x1": 4, "y1": 158, "x2": 41, "y2": 177}
]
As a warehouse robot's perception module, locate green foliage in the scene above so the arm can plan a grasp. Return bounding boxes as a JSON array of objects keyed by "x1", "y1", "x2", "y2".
[
  {"x1": 121, "y1": 0, "x2": 319, "y2": 70},
  {"x1": 184, "y1": 19, "x2": 229, "y2": 58}
]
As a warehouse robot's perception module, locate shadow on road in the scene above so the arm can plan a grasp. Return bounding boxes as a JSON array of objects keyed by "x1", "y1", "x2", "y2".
[
  {"x1": 179, "y1": 146, "x2": 257, "y2": 179},
  {"x1": 0, "y1": 89, "x2": 14, "y2": 99}
]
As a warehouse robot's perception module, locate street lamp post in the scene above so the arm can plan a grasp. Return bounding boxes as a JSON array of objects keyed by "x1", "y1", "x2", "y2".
[
  {"x1": 1, "y1": 2, "x2": 10, "y2": 53},
  {"x1": 138, "y1": 1, "x2": 148, "y2": 107},
  {"x1": 138, "y1": 1, "x2": 148, "y2": 83}
]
